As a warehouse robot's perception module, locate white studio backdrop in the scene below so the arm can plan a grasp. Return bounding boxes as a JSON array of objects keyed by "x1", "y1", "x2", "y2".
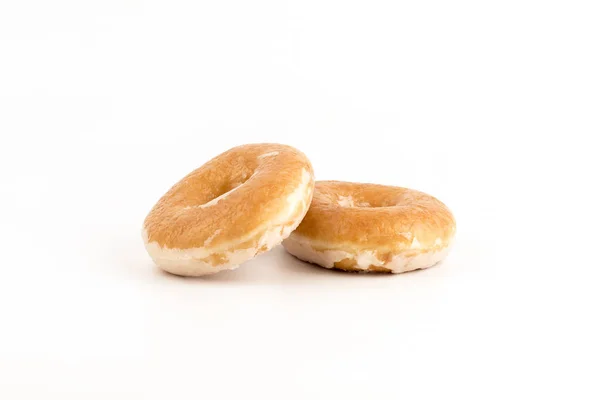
[{"x1": 1, "y1": 1, "x2": 599, "y2": 399}]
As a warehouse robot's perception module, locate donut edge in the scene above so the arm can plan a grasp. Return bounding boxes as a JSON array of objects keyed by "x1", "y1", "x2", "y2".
[{"x1": 281, "y1": 233, "x2": 453, "y2": 274}]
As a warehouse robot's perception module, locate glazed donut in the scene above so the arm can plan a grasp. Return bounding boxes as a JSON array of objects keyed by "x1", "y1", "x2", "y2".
[
  {"x1": 142, "y1": 143, "x2": 314, "y2": 276},
  {"x1": 282, "y1": 181, "x2": 456, "y2": 273}
]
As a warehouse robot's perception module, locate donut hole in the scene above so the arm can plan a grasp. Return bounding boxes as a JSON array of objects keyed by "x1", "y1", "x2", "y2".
[
  {"x1": 335, "y1": 194, "x2": 395, "y2": 208},
  {"x1": 336, "y1": 195, "x2": 371, "y2": 208},
  {"x1": 199, "y1": 170, "x2": 254, "y2": 208}
]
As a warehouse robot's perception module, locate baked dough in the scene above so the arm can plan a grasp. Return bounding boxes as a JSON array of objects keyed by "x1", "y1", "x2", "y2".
[
  {"x1": 143, "y1": 143, "x2": 314, "y2": 276},
  {"x1": 282, "y1": 181, "x2": 455, "y2": 273}
]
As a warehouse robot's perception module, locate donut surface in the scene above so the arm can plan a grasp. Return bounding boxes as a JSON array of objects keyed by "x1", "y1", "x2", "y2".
[
  {"x1": 143, "y1": 143, "x2": 314, "y2": 276},
  {"x1": 282, "y1": 181, "x2": 455, "y2": 273}
]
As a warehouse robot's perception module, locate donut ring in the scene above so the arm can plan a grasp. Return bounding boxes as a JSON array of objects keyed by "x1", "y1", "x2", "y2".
[
  {"x1": 142, "y1": 143, "x2": 314, "y2": 276},
  {"x1": 282, "y1": 181, "x2": 456, "y2": 273}
]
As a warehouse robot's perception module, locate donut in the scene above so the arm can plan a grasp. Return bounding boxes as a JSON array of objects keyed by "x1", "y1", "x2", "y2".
[
  {"x1": 282, "y1": 181, "x2": 455, "y2": 273},
  {"x1": 142, "y1": 143, "x2": 314, "y2": 276}
]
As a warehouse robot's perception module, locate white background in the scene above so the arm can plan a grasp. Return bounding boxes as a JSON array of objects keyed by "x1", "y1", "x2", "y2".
[{"x1": 1, "y1": 0, "x2": 599, "y2": 398}]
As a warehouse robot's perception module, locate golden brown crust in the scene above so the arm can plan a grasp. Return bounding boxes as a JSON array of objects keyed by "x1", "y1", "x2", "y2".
[
  {"x1": 282, "y1": 181, "x2": 456, "y2": 273},
  {"x1": 292, "y1": 181, "x2": 455, "y2": 253},
  {"x1": 143, "y1": 143, "x2": 314, "y2": 250}
]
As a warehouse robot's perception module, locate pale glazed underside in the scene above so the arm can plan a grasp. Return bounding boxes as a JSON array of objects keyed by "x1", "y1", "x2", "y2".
[
  {"x1": 282, "y1": 181, "x2": 456, "y2": 273},
  {"x1": 143, "y1": 144, "x2": 314, "y2": 276}
]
